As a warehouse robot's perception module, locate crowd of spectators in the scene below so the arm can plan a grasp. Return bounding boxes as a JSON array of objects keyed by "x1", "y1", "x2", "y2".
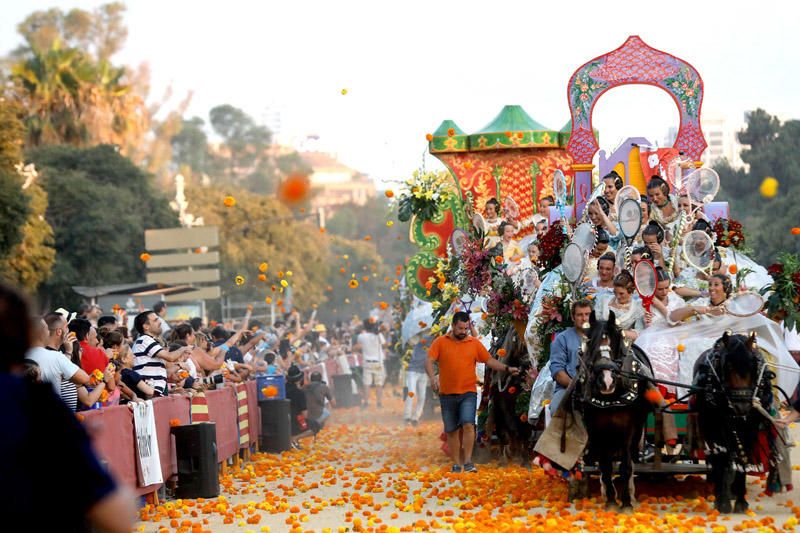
[{"x1": 21, "y1": 299, "x2": 404, "y2": 447}]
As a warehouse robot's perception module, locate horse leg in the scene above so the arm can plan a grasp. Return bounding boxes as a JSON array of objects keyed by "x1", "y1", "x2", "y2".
[
  {"x1": 733, "y1": 470, "x2": 749, "y2": 513},
  {"x1": 711, "y1": 456, "x2": 733, "y2": 514},
  {"x1": 599, "y1": 454, "x2": 617, "y2": 509},
  {"x1": 619, "y1": 451, "x2": 635, "y2": 509}
]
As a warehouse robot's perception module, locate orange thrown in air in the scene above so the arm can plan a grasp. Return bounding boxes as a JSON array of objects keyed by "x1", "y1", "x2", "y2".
[{"x1": 277, "y1": 173, "x2": 311, "y2": 206}]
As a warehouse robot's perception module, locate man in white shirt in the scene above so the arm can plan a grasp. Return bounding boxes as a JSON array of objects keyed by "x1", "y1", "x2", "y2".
[
  {"x1": 27, "y1": 314, "x2": 90, "y2": 398},
  {"x1": 354, "y1": 319, "x2": 387, "y2": 408},
  {"x1": 153, "y1": 301, "x2": 171, "y2": 335}
]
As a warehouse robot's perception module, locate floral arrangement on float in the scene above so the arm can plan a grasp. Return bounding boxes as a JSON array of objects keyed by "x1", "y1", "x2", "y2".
[
  {"x1": 422, "y1": 228, "x2": 530, "y2": 340},
  {"x1": 397, "y1": 169, "x2": 454, "y2": 222},
  {"x1": 537, "y1": 220, "x2": 571, "y2": 275},
  {"x1": 762, "y1": 253, "x2": 800, "y2": 330},
  {"x1": 529, "y1": 275, "x2": 590, "y2": 369},
  {"x1": 483, "y1": 265, "x2": 530, "y2": 338},
  {"x1": 713, "y1": 218, "x2": 747, "y2": 251}
]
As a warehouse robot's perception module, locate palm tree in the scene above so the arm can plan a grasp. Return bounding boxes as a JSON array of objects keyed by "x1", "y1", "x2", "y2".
[{"x1": 11, "y1": 39, "x2": 94, "y2": 146}]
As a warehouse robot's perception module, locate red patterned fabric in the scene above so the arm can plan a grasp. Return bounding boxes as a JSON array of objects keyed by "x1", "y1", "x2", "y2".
[{"x1": 639, "y1": 148, "x2": 679, "y2": 183}]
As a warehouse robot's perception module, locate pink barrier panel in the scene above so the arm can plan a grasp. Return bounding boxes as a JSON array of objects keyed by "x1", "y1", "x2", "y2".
[
  {"x1": 151, "y1": 396, "x2": 191, "y2": 482},
  {"x1": 205, "y1": 387, "x2": 239, "y2": 462},
  {"x1": 245, "y1": 380, "x2": 260, "y2": 445},
  {"x1": 80, "y1": 406, "x2": 142, "y2": 492}
]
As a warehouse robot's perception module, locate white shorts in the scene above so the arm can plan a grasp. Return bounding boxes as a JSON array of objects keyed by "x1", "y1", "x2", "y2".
[{"x1": 362, "y1": 361, "x2": 385, "y2": 387}]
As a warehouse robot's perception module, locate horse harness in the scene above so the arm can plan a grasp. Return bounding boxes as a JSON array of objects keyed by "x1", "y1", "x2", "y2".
[
  {"x1": 699, "y1": 344, "x2": 774, "y2": 468},
  {"x1": 577, "y1": 343, "x2": 642, "y2": 409}
]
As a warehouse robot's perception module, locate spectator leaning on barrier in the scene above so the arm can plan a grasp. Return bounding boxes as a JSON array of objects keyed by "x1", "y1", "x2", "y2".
[
  {"x1": 132, "y1": 310, "x2": 192, "y2": 396},
  {"x1": 117, "y1": 343, "x2": 157, "y2": 401},
  {"x1": 285, "y1": 365, "x2": 316, "y2": 449},
  {"x1": 0, "y1": 282, "x2": 136, "y2": 533},
  {"x1": 305, "y1": 370, "x2": 335, "y2": 430},
  {"x1": 71, "y1": 318, "x2": 110, "y2": 376},
  {"x1": 28, "y1": 314, "x2": 90, "y2": 399}
]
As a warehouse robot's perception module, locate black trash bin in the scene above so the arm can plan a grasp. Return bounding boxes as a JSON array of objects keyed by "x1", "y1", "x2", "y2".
[
  {"x1": 260, "y1": 399, "x2": 292, "y2": 452},
  {"x1": 333, "y1": 374, "x2": 354, "y2": 408},
  {"x1": 172, "y1": 422, "x2": 219, "y2": 498}
]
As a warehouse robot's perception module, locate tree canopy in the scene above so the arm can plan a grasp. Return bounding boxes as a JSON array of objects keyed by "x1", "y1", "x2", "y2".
[
  {"x1": 30, "y1": 144, "x2": 178, "y2": 308},
  {"x1": 0, "y1": 96, "x2": 33, "y2": 269},
  {"x1": 715, "y1": 109, "x2": 800, "y2": 264}
]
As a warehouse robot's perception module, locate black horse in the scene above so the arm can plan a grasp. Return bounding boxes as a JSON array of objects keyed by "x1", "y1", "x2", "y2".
[
  {"x1": 485, "y1": 326, "x2": 534, "y2": 464},
  {"x1": 573, "y1": 311, "x2": 653, "y2": 509},
  {"x1": 692, "y1": 331, "x2": 774, "y2": 513}
]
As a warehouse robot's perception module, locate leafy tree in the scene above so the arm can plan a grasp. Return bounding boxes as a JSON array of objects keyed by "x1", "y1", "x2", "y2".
[
  {"x1": 208, "y1": 104, "x2": 274, "y2": 191},
  {"x1": 15, "y1": 3, "x2": 127, "y2": 62},
  {"x1": 0, "y1": 96, "x2": 32, "y2": 264},
  {"x1": 715, "y1": 109, "x2": 800, "y2": 264},
  {"x1": 171, "y1": 116, "x2": 213, "y2": 174},
  {"x1": 29, "y1": 144, "x2": 178, "y2": 308},
  {"x1": 0, "y1": 172, "x2": 30, "y2": 263},
  {"x1": 7, "y1": 4, "x2": 182, "y2": 186},
  {"x1": 11, "y1": 40, "x2": 94, "y2": 146},
  {"x1": 0, "y1": 180, "x2": 56, "y2": 292}
]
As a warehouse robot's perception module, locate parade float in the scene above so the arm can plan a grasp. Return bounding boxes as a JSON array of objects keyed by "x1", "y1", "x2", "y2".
[
  {"x1": 402, "y1": 35, "x2": 714, "y2": 332},
  {"x1": 398, "y1": 36, "x2": 800, "y2": 482}
]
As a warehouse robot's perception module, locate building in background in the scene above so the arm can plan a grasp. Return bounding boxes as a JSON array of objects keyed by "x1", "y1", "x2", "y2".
[
  {"x1": 300, "y1": 150, "x2": 376, "y2": 212},
  {"x1": 664, "y1": 112, "x2": 746, "y2": 169}
]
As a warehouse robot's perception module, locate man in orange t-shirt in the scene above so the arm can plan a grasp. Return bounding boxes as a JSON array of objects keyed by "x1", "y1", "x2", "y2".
[{"x1": 426, "y1": 311, "x2": 519, "y2": 473}]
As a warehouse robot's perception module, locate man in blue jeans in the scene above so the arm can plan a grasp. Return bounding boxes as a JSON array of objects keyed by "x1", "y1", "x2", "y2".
[{"x1": 426, "y1": 312, "x2": 519, "y2": 473}]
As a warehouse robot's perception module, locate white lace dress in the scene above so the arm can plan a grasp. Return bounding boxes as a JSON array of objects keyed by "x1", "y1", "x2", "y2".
[
  {"x1": 639, "y1": 292, "x2": 687, "y2": 392},
  {"x1": 595, "y1": 293, "x2": 645, "y2": 331},
  {"x1": 636, "y1": 303, "x2": 800, "y2": 395}
]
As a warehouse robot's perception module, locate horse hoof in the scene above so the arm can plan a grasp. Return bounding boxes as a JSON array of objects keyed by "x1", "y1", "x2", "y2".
[
  {"x1": 620, "y1": 504, "x2": 634, "y2": 513},
  {"x1": 715, "y1": 500, "x2": 732, "y2": 514},
  {"x1": 605, "y1": 502, "x2": 619, "y2": 511},
  {"x1": 734, "y1": 500, "x2": 749, "y2": 513}
]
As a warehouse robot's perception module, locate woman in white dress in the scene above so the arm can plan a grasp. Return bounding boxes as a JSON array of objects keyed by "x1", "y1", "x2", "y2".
[
  {"x1": 590, "y1": 253, "x2": 616, "y2": 299},
  {"x1": 636, "y1": 274, "x2": 799, "y2": 395},
  {"x1": 484, "y1": 198, "x2": 519, "y2": 249},
  {"x1": 642, "y1": 267, "x2": 687, "y2": 393},
  {"x1": 647, "y1": 176, "x2": 681, "y2": 242},
  {"x1": 595, "y1": 270, "x2": 645, "y2": 341}
]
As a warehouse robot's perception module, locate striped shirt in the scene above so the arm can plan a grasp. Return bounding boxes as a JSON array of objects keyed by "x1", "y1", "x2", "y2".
[
  {"x1": 132, "y1": 334, "x2": 167, "y2": 395},
  {"x1": 60, "y1": 380, "x2": 78, "y2": 412}
]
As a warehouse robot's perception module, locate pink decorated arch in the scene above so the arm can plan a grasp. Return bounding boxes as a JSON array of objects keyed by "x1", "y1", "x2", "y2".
[{"x1": 566, "y1": 36, "x2": 707, "y2": 216}]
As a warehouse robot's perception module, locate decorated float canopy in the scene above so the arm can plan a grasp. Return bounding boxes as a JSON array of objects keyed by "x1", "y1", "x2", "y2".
[
  {"x1": 404, "y1": 106, "x2": 582, "y2": 300},
  {"x1": 405, "y1": 35, "x2": 708, "y2": 301}
]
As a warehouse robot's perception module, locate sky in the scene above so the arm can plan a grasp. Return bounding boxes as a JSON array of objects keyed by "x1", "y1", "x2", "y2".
[{"x1": 2, "y1": 0, "x2": 799, "y2": 187}]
